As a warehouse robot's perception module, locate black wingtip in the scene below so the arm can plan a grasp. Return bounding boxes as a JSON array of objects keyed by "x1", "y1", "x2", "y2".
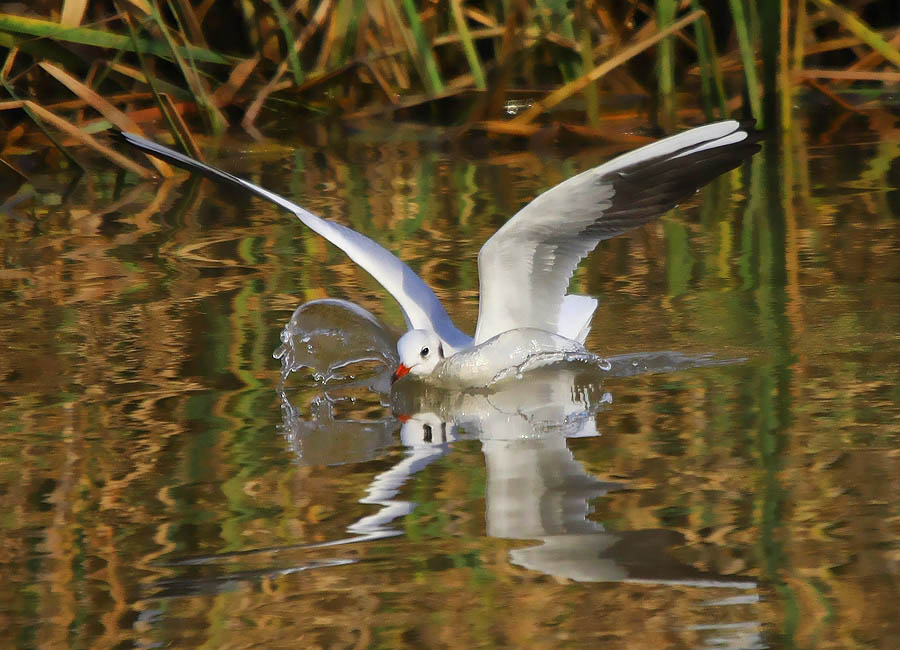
[
  {"x1": 113, "y1": 130, "x2": 149, "y2": 149},
  {"x1": 116, "y1": 130, "x2": 167, "y2": 155},
  {"x1": 111, "y1": 130, "x2": 136, "y2": 152},
  {"x1": 115, "y1": 130, "x2": 158, "y2": 158},
  {"x1": 735, "y1": 118, "x2": 765, "y2": 145}
]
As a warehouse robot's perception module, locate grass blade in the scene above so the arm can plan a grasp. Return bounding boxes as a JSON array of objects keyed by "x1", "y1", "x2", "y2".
[
  {"x1": 400, "y1": 0, "x2": 444, "y2": 94},
  {"x1": 796, "y1": 69, "x2": 900, "y2": 82},
  {"x1": 107, "y1": 62, "x2": 194, "y2": 100},
  {"x1": 692, "y1": 0, "x2": 726, "y2": 119},
  {"x1": 211, "y1": 56, "x2": 260, "y2": 108},
  {"x1": 157, "y1": 92, "x2": 203, "y2": 160},
  {"x1": 381, "y1": 0, "x2": 427, "y2": 92},
  {"x1": 171, "y1": 0, "x2": 207, "y2": 46},
  {"x1": 268, "y1": 0, "x2": 304, "y2": 83},
  {"x1": 336, "y1": 0, "x2": 367, "y2": 66},
  {"x1": 791, "y1": 0, "x2": 807, "y2": 72},
  {"x1": 450, "y1": 0, "x2": 485, "y2": 90},
  {"x1": 0, "y1": 13, "x2": 232, "y2": 65},
  {"x1": 575, "y1": 1, "x2": 598, "y2": 126},
  {"x1": 119, "y1": 7, "x2": 191, "y2": 148},
  {"x1": 656, "y1": 0, "x2": 677, "y2": 128},
  {"x1": 60, "y1": 0, "x2": 89, "y2": 27},
  {"x1": 146, "y1": 2, "x2": 228, "y2": 133},
  {"x1": 779, "y1": 0, "x2": 790, "y2": 129},
  {"x1": 727, "y1": 0, "x2": 763, "y2": 125}
]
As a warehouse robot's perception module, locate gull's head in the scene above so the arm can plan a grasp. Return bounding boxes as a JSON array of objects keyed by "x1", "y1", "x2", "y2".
[{"x1": 393, "y1": 329, "x2": 443, "y2": 382}]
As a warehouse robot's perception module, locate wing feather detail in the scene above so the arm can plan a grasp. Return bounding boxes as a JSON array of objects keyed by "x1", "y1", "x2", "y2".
[{"x1": 474, "y1": 120, "x2": 762, "y2": 344}]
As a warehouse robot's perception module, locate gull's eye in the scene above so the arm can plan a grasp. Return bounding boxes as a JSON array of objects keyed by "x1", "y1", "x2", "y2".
[
  {"x1": 420, "y1": 346, "x2": 429, "y2": 358},
  {"x1": 422, "y1": 424, "x2": 432, "y2": 443}
]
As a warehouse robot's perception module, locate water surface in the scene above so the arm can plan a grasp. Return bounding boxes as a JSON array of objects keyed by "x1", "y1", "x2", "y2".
[{"x1": 1, "y1": 116, "x2": 898, "y2": 649}]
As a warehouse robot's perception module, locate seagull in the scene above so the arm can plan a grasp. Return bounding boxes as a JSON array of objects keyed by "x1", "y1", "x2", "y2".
[{"x1": 120, "y1": 120, "x2": 761, "y2": 386}]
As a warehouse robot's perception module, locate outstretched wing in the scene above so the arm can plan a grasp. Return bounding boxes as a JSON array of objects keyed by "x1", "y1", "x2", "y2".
[
  {"x1": 474, "y1": 120, "x2": 762, "y2": 344},
  {"x1": 120, "y1": 132, "x2": 472, "y2": 352}
]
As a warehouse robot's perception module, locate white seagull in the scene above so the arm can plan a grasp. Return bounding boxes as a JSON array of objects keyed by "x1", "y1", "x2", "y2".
[{"x1": 121, "y1": 120, "x2": 761, "y2": 386}]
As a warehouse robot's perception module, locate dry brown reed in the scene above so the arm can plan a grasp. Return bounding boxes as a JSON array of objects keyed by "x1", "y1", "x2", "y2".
[{"x1": 0, "y1": 1, "x2": 898, "y2": 173}]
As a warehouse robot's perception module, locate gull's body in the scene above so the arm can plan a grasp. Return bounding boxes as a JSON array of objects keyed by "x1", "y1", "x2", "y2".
[
  {"x1": 122, "y1": 121, "x2": 761, "y2": 386},
  {"x1": 427, "y1": 328, "x2": 595, "y2": 388}
]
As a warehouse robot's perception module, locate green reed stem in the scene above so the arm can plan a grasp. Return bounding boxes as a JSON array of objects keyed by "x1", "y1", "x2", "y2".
[
  {"x1": 692, "y1": 1, "x2": 727, "y2": 119},
  {"x1": 147, "y1": 2, "x2": 227, "y2": 133},
  {"x1": 656, "y1": 0, "x2": 677, "y2": 126},
  {"x1": 728, "y1": 0, "x2": 763, "y2": 125},
  {"x1": 450, "y1": 0, "x2": 486, "y2": 89},
  {"x1": 268, "y1": 0, "x2": 304, "y2": 83},
  {"x1": 400, "y1": 0, "x2": 444, "y2": 94},
  {"x1": 0, "y1": 13, "x2": 231, "y2": 64}
]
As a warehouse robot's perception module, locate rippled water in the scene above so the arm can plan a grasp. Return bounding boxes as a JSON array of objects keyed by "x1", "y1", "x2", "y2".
[{"x1": 1, "y1": 116, "x2": 898, "y2": 649}]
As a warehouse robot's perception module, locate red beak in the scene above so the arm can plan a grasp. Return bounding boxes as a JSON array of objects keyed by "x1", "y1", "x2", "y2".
[{"x1": 391, "y1": 364, "x2": 410, "y2": 384}]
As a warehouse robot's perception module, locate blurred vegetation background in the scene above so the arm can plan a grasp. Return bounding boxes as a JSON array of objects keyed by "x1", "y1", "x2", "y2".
[{"x1": 0, "y1": 0, "x2": 898, "y2": 176}]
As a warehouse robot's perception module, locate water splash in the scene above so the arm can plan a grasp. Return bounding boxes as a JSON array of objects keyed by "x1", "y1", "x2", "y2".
[{"x1": 274, "y1": 298, "x2": 398, "y2": 389}]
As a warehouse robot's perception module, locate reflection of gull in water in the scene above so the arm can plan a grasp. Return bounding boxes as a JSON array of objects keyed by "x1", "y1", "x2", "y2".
[
  {"x1": 153, "y1": 303, "x2": 762, "y2": 648},
  {"x1": 389, "y1": 377, "x2": 755, "y2": 589},
  {"x1": 347, "y1": 413, "x2": 451, "y2": 539},
  {"x1": 276, "y1": 304, "x2": 753, "y2": 589},
  {"x1": 481, "y1": 431, "x2": 754, "y2": 588},
  {"x1": 123, "y1": 122, "x2": 760, "y2": 387},
  {"x1": 374, "y1": 381, "x2": 761, "y2": 647}
]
